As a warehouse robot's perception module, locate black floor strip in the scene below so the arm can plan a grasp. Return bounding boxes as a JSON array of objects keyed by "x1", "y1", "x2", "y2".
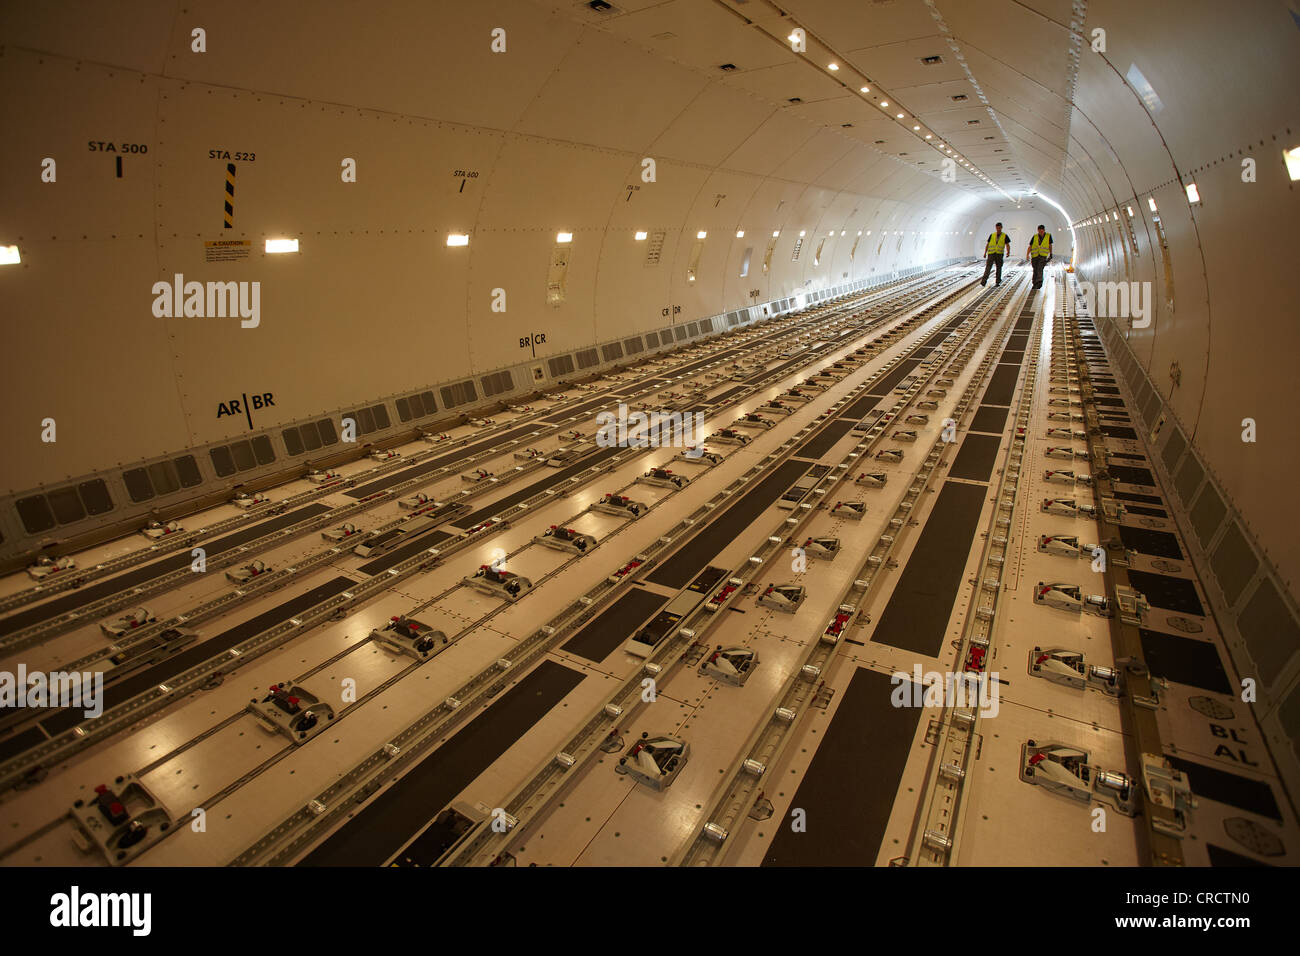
[
  {"x1": 799, "y1": 419, "x2": 856, "y2": 460},
  {"x1": 356, "y1": 530, "x2": 455, "y2": 576},
  {"x1": 540, "y1": 393, "x2": 621, "y2": 425},
  {"x1": 561, "y1": 589, "x2": 668, "y2": 663},
  {"x1": 1119, "y1": 526, "x2": 1184, "y2": 560},
  {"x1": 1114, "y1": 491, "x2": 1163, "y2": 505},
  {"x1": 1139, "y1": 629, "x2": 1232, "y2": 694},
  {"x1": 707, "y1": 384, "x2": 747, "y2": 405},
  {"x1": 1124, "y1": 505, "x2": 1169, "y2": 518},
  {"x1": 0, "y1": 504, "x2": 333, "y2": 636},
  {"x1": 842, "y1": 394, "x2": 882, "y2": 420},
  {"x1": 1110, "y1": 464, "x2": 1156, "y2": 486},
  {"x1": 871, "y1": 481, "x2": 988, "y2": 655},
  {"x1": 982, "y1": 363, "x2": 1022, "y2": 406},
  {"x1": 453, "y1": 447, "x2": 622, "y2": 529},
  {"x1": 1163, "y1": 755, "x2": 1282, "y2": 821},
  {"x1": 1128, "y1": 569, "x2": 1205, "y2": 616},
  {"x1": 299, "y1": 660, "x2": 586, "y2": 866},
  {"x1": 969, "y1": 405, "x2": 1009, "y2": 434},
  {"x1": 646, "y1": 460, "x2": 812, "y2": 588},
  {"x1": 345, "y1": 427, "x2": 541, "y2": 499},
  {"x1": 0, "y1": 725, "x2": 43, "y2": 763},
  {"x1": 1207, "y1": 844, "x2": 1271, "y2": 866},
  {"x1": 948, "y1": 434, "x2": 1001, "y2": 483},
  {"x1": 866, "y1": 359, "x2": 920, "y2": 396},
  {"x1": 762, "y1": 668, "x2": 920, "y2": 866},
  {"x1": 34, "y1": 576, "x2": 356, "y2": 738}
]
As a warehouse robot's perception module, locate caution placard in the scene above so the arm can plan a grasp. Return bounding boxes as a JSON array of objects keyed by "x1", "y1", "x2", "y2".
[{"x1": 204, "y1": 240, "x2": 251, "y2": 263}]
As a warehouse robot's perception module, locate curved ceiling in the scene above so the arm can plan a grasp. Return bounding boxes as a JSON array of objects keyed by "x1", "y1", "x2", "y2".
[{"x1": 0, "y1": 0, "x2": 1297, "y2": 591}]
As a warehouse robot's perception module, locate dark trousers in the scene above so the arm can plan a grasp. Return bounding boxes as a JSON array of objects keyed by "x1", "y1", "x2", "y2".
[
  {"x1": 981, "y1": 253, "x2": 1003, "y2": 285},
  {"x1": 1031, "y1": 255, "x2": 1048, "y2": 288}
]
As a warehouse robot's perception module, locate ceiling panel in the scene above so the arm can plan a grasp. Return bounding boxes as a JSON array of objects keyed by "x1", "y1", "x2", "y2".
[
  {"x1": 601, "y1": 0, "x2": 791, "y2": 74},
  {"x1": 778, "y1": 0, "x2": 947, "y2": 50},
  {"x1": 720, "y1": 58, "x2": 854, "y2": 104},
  {"x1": 843, "y1": 38, "x2": 968, "y2": 89}
]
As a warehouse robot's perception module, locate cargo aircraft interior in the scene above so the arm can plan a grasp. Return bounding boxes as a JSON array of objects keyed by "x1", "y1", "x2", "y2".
[{"x1": 0, "y1": 0, "x2": 1296, "y2": 933}]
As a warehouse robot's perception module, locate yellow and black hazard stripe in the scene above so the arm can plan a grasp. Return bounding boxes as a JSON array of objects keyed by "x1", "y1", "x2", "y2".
[{"x1": 223, "y1": 163, "x2": 236, "y2": 229}]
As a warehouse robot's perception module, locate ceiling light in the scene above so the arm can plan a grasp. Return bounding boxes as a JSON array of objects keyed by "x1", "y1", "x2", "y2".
[
  {"x1": 1185, "y1": 183, "x2": 1200, "y2": 203},
  {"x1": 556, "y1": 232, "x2": 573, "y2": 243},
  {"x1": 697, "y1": 230, "x2": 707, "y2": 239},
  {"x1": 1285, "y1": 146, "x2": 1300, "y2": 181},
  {"x1": 1126, "y1": 206, "x2": 1135, "y2": 217},
  {"x1": 265, "y1": 238, "x2": 299, "y2": 253},
  {"x1": 860, "y1": 86, "x2": 870, "y2": 93},
  {"x1": 1147, "y1": 197, "x2": 1157, "y2": 212},
  {"x1": 0, "y1": 245, "x2": 19, "y2": 265},
  {"x1": 913, "y1": 125, "x2": 920, "y2": 131},
  {"x1": 799, "y1": 230, "x2": 806, "y2": 237},
  {"x1": 828, "y1": 63, "x2": 839, "y2": 71},
  {"x1": 736, "y1": 229, "x2": 745, "y2": 238},
  {"x1": 445, "y1": 233, "x2": 469, "y2": 247},
  {"x1": 880, "y1": 101, "x2": 889, "y2": 108},
  {"x1": 896, "y1": 113, "x2": 904, "y2": 119},
  {"x1": 634, "y1": 231, "x2": 648, "y2": 240},
  {"x1": 772, "y1": 230, "x2": 780, "y2": 237}
]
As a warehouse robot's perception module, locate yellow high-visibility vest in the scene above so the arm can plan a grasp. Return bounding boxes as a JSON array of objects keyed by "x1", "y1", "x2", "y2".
[
  {"x1": 1029, "y1": 232, "x2": 1053, "y2": 257},
  {"x1": 986, "y1": 232, "x2": 1008, "y2": 254}
]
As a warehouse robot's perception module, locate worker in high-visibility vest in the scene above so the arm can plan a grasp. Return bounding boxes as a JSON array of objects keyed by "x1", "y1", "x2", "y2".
[
  {"x1": 981, "y1": 222, "x2": 1009, "y2": 287},
  {"x1": 1026, "y1": 224, "x2": 1053, "y2": 289}
]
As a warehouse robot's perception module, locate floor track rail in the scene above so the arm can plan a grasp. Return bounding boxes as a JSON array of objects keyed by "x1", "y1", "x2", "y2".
[{"x1": 445, "y1": 280, "x2": 1023, "y2": 867}]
